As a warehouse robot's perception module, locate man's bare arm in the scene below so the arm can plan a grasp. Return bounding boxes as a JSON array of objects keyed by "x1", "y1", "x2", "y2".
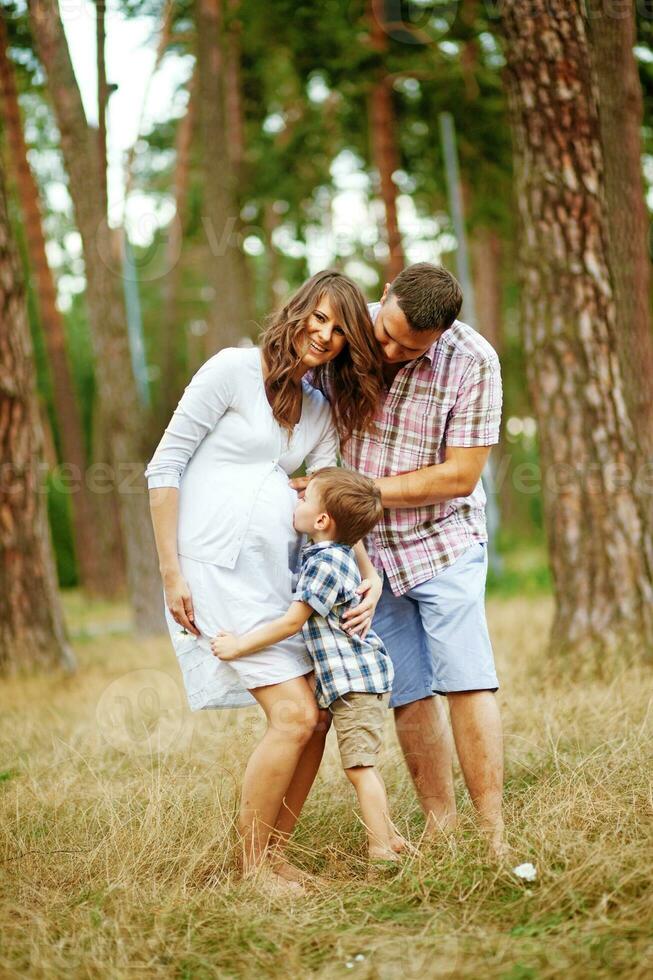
[{"x1": 375, "y1": 445, "x2": 492, "y2": 509}]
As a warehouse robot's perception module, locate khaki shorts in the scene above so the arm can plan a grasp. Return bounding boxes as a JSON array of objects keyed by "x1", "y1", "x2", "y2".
[{"x1": 328, "y1": 691, "x2": 389, "y2": 769}]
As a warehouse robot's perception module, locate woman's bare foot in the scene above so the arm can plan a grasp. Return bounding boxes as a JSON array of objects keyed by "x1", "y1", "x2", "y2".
[
  {"x1": 243, "y1": 863, "x2": 304, "y2": 895},
  {"x1": 269, "y1": 852, "x2": 317, "y2": 885}
]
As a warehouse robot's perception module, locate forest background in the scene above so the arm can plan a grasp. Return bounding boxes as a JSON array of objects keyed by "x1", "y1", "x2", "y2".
[{"x1": 1, "y1": 2, "x2": 652, "y2": 977}]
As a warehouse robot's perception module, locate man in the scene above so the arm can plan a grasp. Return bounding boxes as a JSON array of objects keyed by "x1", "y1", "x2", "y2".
[{"x1": 346, "y1": 263, "x2": 504, "y2": 857}]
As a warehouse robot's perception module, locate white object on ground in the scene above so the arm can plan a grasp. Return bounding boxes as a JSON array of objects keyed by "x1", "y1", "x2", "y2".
[{"x1": 512, "y1": 862, "x2": 537, "y2": 881}]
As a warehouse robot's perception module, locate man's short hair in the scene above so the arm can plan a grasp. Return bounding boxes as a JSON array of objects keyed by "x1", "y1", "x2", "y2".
[
  {"x1": 309, "y1": 467, "x2": 383, "y2": 547},
  {"x1": 388, "y1": 263, "x2": 463, "y2": 332}
]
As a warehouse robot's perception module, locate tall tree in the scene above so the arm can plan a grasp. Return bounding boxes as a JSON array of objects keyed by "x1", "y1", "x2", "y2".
[
  {"x1": 0, "y1": 159, "x2": 74, "y2": 673},
  {"x1": 195, "y1": 0, "x2": 252, "y2": 354},
  {"x1": 471, "y1": 227, "x2": 502, "y2": 350},
  {"x1": 499, "y1": 0, "x2": 653, "y2": 663},
  {"x1": 27, "y1": 0, "x2": 164, "y2": 633},
  {"x1": 368, "y1": 0, "x2": 404, "y2": 280},
  {"x1": 159, "y1": 66, "x2": 197, "y2": 425},
  {"x1": 589, "y1": 2, "x2": 653, "y2": 460},
  {"x1": 0, "y1": 11, "x2": 104, "y2": 594},
  {"x1": 95, "y1": 0, "x2": 108, "y2": 215}
]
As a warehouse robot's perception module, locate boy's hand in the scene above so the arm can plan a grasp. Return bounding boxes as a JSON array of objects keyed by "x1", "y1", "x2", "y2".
[{"x1": 210, "y1": 632, "x2": 242, "y2": 661}]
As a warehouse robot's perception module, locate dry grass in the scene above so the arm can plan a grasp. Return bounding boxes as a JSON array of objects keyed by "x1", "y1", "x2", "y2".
[{"x1": 1, "y1": 593, "x2": 652, "y2": 979}]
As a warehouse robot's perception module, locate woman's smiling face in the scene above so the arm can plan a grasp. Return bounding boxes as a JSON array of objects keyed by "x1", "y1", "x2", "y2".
[{"x1": 296, "y1": 293, "x2": 348, "y2": 367}]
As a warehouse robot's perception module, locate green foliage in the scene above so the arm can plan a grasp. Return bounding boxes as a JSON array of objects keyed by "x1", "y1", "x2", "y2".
[
  {"x1": 46, "y1": 473, "x2": 78, "y2": 588},
  {"x1": 10, "y1": 0, "x2": 652, "y2": 583}
]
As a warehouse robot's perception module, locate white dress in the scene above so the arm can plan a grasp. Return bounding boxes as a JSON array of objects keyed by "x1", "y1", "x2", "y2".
[{"x1": 145, "y1": 346, "x2": 338, "y2": 709}]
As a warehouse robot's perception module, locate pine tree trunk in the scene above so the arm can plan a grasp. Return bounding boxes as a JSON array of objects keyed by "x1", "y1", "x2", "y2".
[
  {"x1": 95, "y1": 0, "x2": 108, "y2": 216},
  {"x1": 27, "y1": 0, "x2": 165, "y2": 633},
  {"x1": 89, "y1": 404, "x2": 127, "y2": 598},
  {"x1": 0, "y1": 12, "x2": 106, "y2": 595},
  {"x1": 0, "y1": 162, "x2": 75, "y2": 673},
  {"x1": 224, "y1": 0, "x2": 254, "y2": 329},
  {"x1": 471, "y1": 227, "x2": 514, "y2": 525},
  {"x1": 225, "y1": 0, "x2": 245, "y2": 176},
  {"x1": 499, "y1": 0, "x2": 653, "y2": 665},
  {"x1": 159, "y1": 67, "x2": 197, "y2": 427},
  {"x1": 368, "y1": 0, "x2": 405, "y2": 281},
  {"x1": 196, "y1": 0, "x2": 251, "y2": 355},
  {"x1": 588, "y1": 2, "x2": 653, "y2": 462},
  {"x1": 471, "y1": 227, "x2": 502, "y2": 352}
]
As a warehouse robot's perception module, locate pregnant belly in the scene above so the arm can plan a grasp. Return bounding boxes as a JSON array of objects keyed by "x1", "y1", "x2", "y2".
[
  {"x1": 246, "y1": 468, "x2": 298, "y2": 550},
  {"x1": 178, "y1": 461, "x2": 299, "y2": 568},
  {"x1": 188, "y1": 473, "x2": 302, "y2": 638}
]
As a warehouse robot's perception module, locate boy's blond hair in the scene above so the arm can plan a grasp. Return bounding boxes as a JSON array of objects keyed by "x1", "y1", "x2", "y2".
[{"x1": 309, "y1": 467, "x2": 383, "y2": 547}]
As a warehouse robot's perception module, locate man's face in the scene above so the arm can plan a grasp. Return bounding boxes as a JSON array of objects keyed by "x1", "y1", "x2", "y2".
[{"x1": 373, "y1": 289, "x2": 442, "y2": 364}]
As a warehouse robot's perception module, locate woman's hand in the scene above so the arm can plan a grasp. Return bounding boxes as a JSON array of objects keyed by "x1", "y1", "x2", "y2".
[
  {"x1": 163, "y1": 569, "x2": 200, "y2": 635},
  {"x1": 343, "y1": 573, "x2": 383, "y2": 639}
]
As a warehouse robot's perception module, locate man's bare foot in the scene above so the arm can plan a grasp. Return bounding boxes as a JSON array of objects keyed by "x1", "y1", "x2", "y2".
[
  {"x1": 424, "y1": 811, "x2": 458, "y2": 837},
  {"x1": 487, "y1": 833, "x2": 510, "y2": 864}
]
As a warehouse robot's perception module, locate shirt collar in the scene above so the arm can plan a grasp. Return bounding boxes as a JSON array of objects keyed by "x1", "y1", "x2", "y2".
[
  {"x1": 422, "y1": 343, "x2": 437, "y2": 364},
  {"x1": 395, "y1": 343, "x2": 436, "y2": 371},
  {"x1": 302, "y1": 539, "x2": 347, "y2": 558}
]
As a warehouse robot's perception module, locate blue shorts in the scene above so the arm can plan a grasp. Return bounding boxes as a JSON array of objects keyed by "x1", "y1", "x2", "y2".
[{"x1": 372, "y1": 543, "x2": 498, "y2": 708}]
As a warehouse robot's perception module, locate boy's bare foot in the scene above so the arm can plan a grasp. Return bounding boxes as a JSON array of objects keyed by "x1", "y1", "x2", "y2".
[
  {"x1": 367, "y1": 847, "x2": 402, "y2": 880},
  {"x1": 389, "y1": 833, "x2": 421, "y2": 857},
  {"x1": 369, "y1": 845, "x2": 401, "y2": 863}
]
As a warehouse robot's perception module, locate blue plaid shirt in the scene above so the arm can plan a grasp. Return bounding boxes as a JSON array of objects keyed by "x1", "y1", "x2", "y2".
[{"x1": 293, "y1": 541, "x2": 394, "y2": 708}]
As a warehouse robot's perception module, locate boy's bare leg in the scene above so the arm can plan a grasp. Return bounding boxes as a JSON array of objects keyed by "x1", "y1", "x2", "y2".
[
  {"x1": 346, "y1": 766, "x2": 398, "y2": 860},
  {"x1": 394, "y1": 696, "x2": 457, "y2": 833},
  {"x1": 371, "y1": 769, "x2": 409, "y2": 853},
  {"x1": 448, "y1": 690, "x2": 505, "y2": 858}
]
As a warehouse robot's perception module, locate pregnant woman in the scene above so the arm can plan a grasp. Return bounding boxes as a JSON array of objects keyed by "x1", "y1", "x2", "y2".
[{"x1": 145, "y1": 270, "x2": 383, "y2": 890}]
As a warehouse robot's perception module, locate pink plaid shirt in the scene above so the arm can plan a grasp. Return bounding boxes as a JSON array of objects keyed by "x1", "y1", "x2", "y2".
[{"x1": 342, "y1": 303, "x2": 502, "y2": 596}]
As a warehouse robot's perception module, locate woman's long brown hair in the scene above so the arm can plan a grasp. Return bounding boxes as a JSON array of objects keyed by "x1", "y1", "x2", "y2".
[{"x1": 259, "y1": 270, "x2": 382, "y2": 446}]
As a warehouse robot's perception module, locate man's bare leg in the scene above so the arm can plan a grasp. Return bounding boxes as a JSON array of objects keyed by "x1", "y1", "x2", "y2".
[
  {"x1": 448, "y1": 690, "x2": 505, "y2": 858},
  {"x1": 394, "y1": 696, "x2": 457, "y2": 833}
]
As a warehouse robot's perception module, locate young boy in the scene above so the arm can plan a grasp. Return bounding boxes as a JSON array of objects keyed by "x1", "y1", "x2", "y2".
[{"x1": 210, "y1": 467, "x2": 399, "y2": 864}]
